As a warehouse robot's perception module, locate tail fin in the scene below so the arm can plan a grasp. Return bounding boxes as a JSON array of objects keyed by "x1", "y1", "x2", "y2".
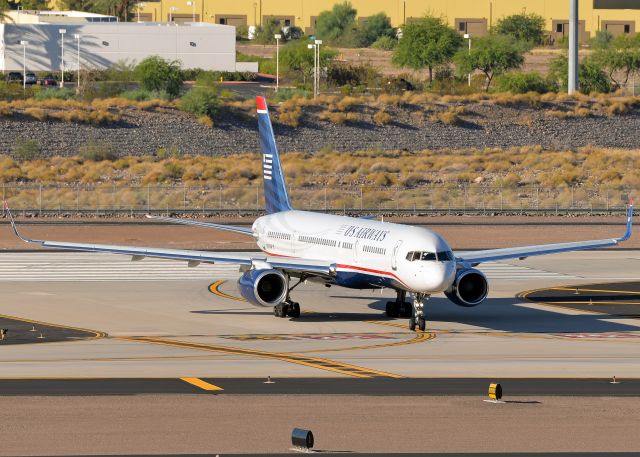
[{"x1": 256, "y1": 96, "x2": 293, "y2": 214}]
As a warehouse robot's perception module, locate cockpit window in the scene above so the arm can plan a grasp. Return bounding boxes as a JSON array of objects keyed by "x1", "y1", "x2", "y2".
[
  {"x1": 437, "y1": 251, "x2": 454, "y2": 261},
  {"x1": 406, "y1": 250, "x2": 454, "y2": 262},
  {"x1": 420, "y1": 252, "x2": 437, "y2": 261}
]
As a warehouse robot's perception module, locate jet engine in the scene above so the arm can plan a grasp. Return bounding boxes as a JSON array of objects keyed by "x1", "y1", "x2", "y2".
[
  {"x1": 238, "y1": 268, "x2": 288, "y2": 307},
  {"x1": 444, "y1": 268, "x2": 488, "y2": 307}
]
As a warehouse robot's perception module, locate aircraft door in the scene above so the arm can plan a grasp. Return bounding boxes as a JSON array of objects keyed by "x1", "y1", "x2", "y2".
[
  {"x1": 391, "y1": 241, "x2": 402, "y2": 270},
  {"x1": 353, "y1": 240, "x2": 359, "y2": 263}
]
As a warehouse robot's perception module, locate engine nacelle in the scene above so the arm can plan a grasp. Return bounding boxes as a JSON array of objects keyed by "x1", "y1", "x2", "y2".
[
  {"x1": 445, "y1": 268, "x2": 489, "y2": 307},
  {"x1": 238, "y1": 268, "x2": 288, "y2": 308}
]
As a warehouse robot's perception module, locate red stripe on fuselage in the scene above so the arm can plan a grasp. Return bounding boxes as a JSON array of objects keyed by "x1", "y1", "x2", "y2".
[{"x1": 262, "y1": 250, "x2": 409, "y2": 288}]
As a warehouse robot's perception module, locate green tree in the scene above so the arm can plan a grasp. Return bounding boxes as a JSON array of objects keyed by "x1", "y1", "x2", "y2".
[
  {"x1": 134, "y1": 56, "x2": 183, "y2": 98},
  {"x1": 358, "y1": 12, "x2": 394, "y2": 47},
  {"x1": 392, "y1": 16, "x2": 462, "y2": 84},
  {"x1": 592, "y1": 34, "x2": 640, "y2": 89},
  {"x1": 253, "y1": 18, "x2": 282, "y2": 45},
  {"x1": 494, "y1": 13, "x2": 546, "y2": 46},
  {"x1": 549, "y1": 54, "x2": 612, "y2": 94},
  {"x1": 7, "y1": 0, "x2": 48, "y2": 10},
  {"x1": 315, "y1": 1, "x2": 357, "y2": 44},
  {"x1": 279, "y1": 40, "x2": 337, "y2": 85},
  {"x1": 454, "y1": 33, "x2": 525, "y2": 91}
]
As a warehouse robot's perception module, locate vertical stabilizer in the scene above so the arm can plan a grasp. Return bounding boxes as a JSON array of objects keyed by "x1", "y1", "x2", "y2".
[{"x1": 256, "y1": 96, "x2": 293, "y2": 214}]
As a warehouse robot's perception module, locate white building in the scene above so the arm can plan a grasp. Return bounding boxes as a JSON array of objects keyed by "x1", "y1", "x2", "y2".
[{"x1": 0, "y1": 21, "x2": 253, "y2": 73}]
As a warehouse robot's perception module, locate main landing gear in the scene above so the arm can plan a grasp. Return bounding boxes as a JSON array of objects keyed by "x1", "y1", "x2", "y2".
[
  {"x1": 274, "y1": 275, "x2": 305, "y2": 319},
  {"x1": 408, "y1": 293, "x2": 429, "y2": 332},
  {"x1": 274, "y1": 301, "x2": 300, "y2": 318},
  {"x1": 385, "y1": 290, "x2": 413, "y2": 318}
]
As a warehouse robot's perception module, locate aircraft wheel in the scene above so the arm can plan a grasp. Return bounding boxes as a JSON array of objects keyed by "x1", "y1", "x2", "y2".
[
  {"x1": 288, "y1": 302, "x2": 301, "y2": 318},
  {"x1": 408, "y1": 317, "x2": 416, "y2": 331},
  {"x1": 385, "y1": 302, "x2": 395, "y2": 317},
  {"x1": 400, "y1": 302, "x2": 413, "y2": 318},
  {"x1": 418, "y1": 317, "x2": 426, "y2": 332}
]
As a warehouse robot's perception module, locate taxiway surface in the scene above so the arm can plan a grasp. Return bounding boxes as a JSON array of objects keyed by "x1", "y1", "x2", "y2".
[{"x1": 1, "y1": 250, "x2": 640, "y2": 379}]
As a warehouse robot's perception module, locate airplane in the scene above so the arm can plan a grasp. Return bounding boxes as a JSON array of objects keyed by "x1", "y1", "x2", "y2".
[{"x1": 6, "y1": 96, "x2": 634, "y2": 331}]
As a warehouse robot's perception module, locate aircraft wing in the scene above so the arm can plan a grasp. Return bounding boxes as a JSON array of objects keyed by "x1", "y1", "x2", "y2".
[
  {"x1": 455, "y1": 202, "x2": 633, "y2": 265},
  {"x1": 145, "y1": 215, "x2": 254, "y2": 236},
  {"x1": 5, "y1": 206, "x2": 332, "y2": 277}
]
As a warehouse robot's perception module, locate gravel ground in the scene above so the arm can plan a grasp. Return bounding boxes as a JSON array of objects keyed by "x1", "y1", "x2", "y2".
[
  {"x1": 2, "y1": 102, "x2": 640, "y2": 157},
  {"x1": 0, "y1": 395, "x2": 638, "y2": 454}
]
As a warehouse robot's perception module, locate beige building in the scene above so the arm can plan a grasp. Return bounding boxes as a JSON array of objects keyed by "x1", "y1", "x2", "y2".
[{"x1": 137, "y1": 0, "x2": 640, "y2": 43}]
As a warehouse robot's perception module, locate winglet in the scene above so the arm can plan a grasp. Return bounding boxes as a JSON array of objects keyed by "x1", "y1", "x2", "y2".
[
  {"x1": 617, "y1": 196, "x2": 633, "y2": 242},
  {"x1": 4, "y1": 201, "x2": 36, "y2": 244}
]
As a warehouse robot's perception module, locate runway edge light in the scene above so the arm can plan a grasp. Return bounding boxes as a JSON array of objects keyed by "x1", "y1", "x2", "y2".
[{"x1": 291, "y1": 428, "x2": 314, "y2": 452}]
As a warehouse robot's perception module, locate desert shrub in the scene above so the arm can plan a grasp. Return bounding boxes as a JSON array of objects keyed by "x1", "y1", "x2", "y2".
[
  {"x1": 160, "y1": 161, "x2": 184, "y2": 181},
  {"x1": 319, "y1": 110, "x2": 359, "y2": 124},
  {"x1": 34, "y1": 88, "x2": 75, "y2": 100},
  {"x1": 494, "y1": 71, "x2": 556, "y2": 94},
  {"x1": 430, "y1": 108, "x2": 463, "y2": 125},
  {"x1": 134, "y1": 56, "x2": 183, "y2": 98},
  {"x1": 326, "y1": 63, "x2": 381, "y2": 89},
  {"x1": 13, "y1": 138, "x2": 42, "y2": 161},
  {"x1": 197, "y1": 115, "x2": 214, "y2": 127},
  {"x1": 179, "y1": 86, "x2": 218, "y2": 118},
  {"x1": 0, "y1": 81, "x2": 38, "y2": 101},
  {"x1": 272, "y1": 88, "x2": 311, "y2": 102},
  {"x1": 371, "y1": 35, "x2": 397, "y2": 50},
  {"x1": 278, "y1": 106, "x2": 302, "y2": 127},
  {"x1": 79, "y1": 138, "x2": 116, "y2": 161},
  {"x1": 373, "y1": 109, "x2": 392, "y2": 125},
  {"x1": 24, "y1": 107, "x2": 47, "y2": 121},
  {"x1": 120, "y1": 89, "x2": 156, "y2": 101}
]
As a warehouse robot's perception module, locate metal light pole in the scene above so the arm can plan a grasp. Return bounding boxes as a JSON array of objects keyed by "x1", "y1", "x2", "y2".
[
  {"x1": 568, "y1": 0, "x2": 579, "y2": 94},
  {"x1": 464, "y1": 33, "x2": 471, "y2": 86},
  {"x1": 187, "y1": 1, "x2": 195, "y2": 22},
  {"x1": 74, "y1": 33, "x2": 80, "y2": 90},
  {"x1": 20, "y1": 40, "x2": 28, "y2": 92},
  {"x1": 169, "y1": 6, "x2": 177, "y2": 22},
  {"x1": 315, "y1": 39, "x2": 322, "y2": 97},
  {"x1": 274, "y1": 33, "x2": 281, "y2": 91},
  {"x1": 59, "y1": 28, "x2": 66, "y2": 88},
  {"x1": 307, "y1": 43, "x2": 316, "y2": 98}
]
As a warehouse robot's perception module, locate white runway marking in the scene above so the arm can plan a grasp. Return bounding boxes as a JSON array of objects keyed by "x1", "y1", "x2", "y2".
[
  {"x1": 477, "y1": 262, "x2": 575, "y2": 280},
  {"x1": 0, "y1": 253, "x2": 241, "y2": 281},
  {"x1": 0, "y1": 253, "x2": 573, "y2": 282}
]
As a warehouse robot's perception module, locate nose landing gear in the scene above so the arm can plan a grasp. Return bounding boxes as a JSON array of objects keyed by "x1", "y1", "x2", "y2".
[{"x1": 408, "y1": 293, "x2": 429, "y2": 332}]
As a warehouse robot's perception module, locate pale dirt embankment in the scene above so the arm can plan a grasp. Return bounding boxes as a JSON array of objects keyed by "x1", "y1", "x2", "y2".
[{"x1": 0, "y1": 215, "x2": 636, "y2": 251}]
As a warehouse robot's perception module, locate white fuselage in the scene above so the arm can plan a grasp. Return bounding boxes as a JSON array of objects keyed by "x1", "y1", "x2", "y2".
[{"x1": 252, "y1": 210, "x2": 457, "y2": 293}]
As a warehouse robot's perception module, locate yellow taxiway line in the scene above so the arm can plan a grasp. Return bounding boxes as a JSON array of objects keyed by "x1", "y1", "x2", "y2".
[
  {"x1": 117, "y1": 336, "x2": 402, "y2": 378},
  {"x1": 180, "y1": 377, "x2": 224, "y2": 391}
]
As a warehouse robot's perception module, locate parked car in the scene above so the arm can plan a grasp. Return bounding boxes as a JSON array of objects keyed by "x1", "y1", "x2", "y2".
[
  {"x1": 40, "y1": 74, "x2": 57, "y2": 86},
  {"x1": 24, "y1": 72, "x2": 37, "y2": 85},
  {"x1": 5, "y1": 72, "x2": 23, "y2": 83}
]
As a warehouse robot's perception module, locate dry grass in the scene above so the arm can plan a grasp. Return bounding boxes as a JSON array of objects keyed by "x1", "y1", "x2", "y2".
[
  {"x1": 1, "y1": 146, "x2": 638, "y2": 193},
  {"x1": 319, "y1": 110, "x2": 359, "y2": 124},
  {"x1": 197, "y1": 115, "x2": 214, "y2": 127},
  {"x1": 373, "y1": 110, "x2": 392, "y2": 126},
  {"x1": 430, "y1": 106, "x2": 465, "y2": 125},
  {"x1": 278, "y1": 105, "x2": 302, "y2": 127}
]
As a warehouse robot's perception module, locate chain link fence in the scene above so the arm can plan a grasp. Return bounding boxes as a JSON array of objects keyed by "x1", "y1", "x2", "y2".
[{"x1": 0, "y1": 183, "x2": 634, "y2": 216}]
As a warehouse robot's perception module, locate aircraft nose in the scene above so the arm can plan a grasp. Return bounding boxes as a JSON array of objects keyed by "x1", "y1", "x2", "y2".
[{"x1": 423, "y1": 261, "x2": 456, "y2": 292}]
